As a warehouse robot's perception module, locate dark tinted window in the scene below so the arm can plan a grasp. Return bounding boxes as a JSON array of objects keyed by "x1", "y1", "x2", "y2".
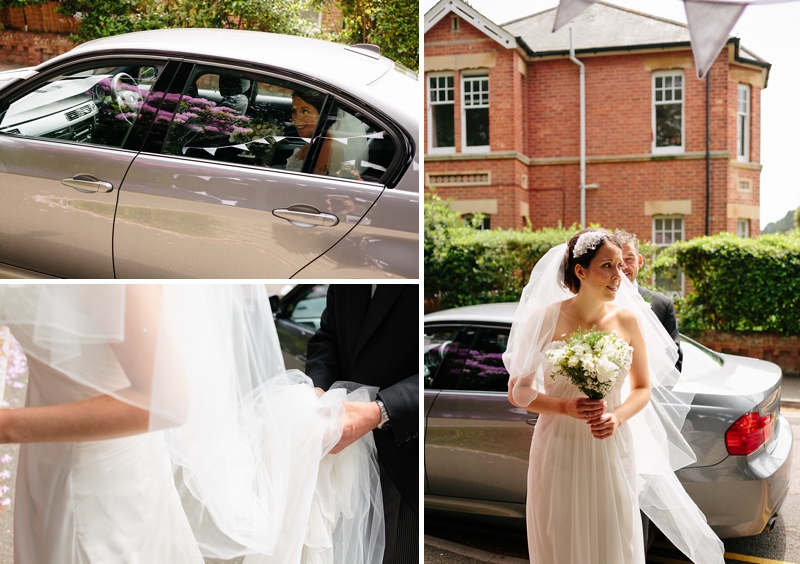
[
  {"x1": 430, "y1": 326, "x2": 510, "y2": 392},
  {"x1": 424, "y1": 325, "x2": 460, "y2": 388}
]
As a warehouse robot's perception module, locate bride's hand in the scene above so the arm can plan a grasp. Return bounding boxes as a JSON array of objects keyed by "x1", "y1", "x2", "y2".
[
  {"x1": 589, "y1": 412, "x2": 621, "y2": 439},
  {"x1": 564, "y1": 397, "x2": 606, "y2": 421}
]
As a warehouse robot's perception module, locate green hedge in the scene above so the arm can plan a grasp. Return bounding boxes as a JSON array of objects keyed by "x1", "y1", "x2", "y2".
[
  {"x1": 425, "y1": 192, "x2": 580, "y2": 309},
  {"x1": 655, "y1": 231, "x2": 800, "y2": 335},
  {"x1": 424, "y1": 192, "x2": 665, "y2": 310}
]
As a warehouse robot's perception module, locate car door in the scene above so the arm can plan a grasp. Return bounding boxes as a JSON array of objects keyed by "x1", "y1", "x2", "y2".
[
  {"x1": 425, "y1": 323, "x2": 535, "y2": 506},
  {"x1": 0, "y1": 57, "x2": 172, "y2": 278},
  {"x1": 113, "y1": 62, "x2": 405, "y2": 278},
  {"x1": 274, "y1": 284, "x2": 329, "y2": 371}
]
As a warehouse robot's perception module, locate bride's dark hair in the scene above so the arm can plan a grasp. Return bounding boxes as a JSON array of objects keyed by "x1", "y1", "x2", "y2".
[{"x1": 562, "y1": 228, "x2": 620, "y2": 293}]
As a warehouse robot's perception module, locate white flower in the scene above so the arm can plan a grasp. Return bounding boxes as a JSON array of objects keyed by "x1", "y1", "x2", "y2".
[{"x1": 595, "y1": 358, "x2": 619, "y2": 383}]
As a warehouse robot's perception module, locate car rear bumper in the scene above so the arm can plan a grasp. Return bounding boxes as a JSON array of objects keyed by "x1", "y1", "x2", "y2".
[{"x1": 677, "y1": 414, "x2": 793, "y2": 538}]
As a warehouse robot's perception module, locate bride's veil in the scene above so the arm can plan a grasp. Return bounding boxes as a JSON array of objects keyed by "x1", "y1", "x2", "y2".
[
  {"x1": 503, "y1": 243, "x2": 725, "y2": 564},
  {"x1": 0, "y1": 284, "x2": 384, "y2": 564}
]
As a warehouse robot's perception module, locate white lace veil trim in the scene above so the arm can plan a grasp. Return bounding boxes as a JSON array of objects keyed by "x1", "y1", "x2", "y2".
[
  {"x1": 503, "y1": 244, "x2": 725, "y2": 564},
  {"x1": 0, "y1": 284, "x2": 384, "y2": 563}
]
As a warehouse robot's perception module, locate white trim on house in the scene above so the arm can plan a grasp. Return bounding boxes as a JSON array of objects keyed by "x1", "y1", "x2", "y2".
[
  {"x1": 737, "y1": 84, "x2": 750, "y2": 163},
  {"x1": 424, "y1": 0, "x2": 518, "y2": 50},
  {"x1": 737, "y1": 218, "x2": 750, "y2": 238},
  {"x1": 652, "y1": 69, "x2": 685, "y2": 155},
  {"x1": 427, "y1": 71, "x2": 456, "y2": 154},
  {"x1": 652, "y1": 214, "x2": 684, "y2": 246},
  {"x1": 460, "y1": 71, "x2": 490, "y2": 154}
]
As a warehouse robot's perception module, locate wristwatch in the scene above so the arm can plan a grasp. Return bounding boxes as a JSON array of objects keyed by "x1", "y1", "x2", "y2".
[{"x1": 375, "y1": 400, "x2": 391, "y2": 430}]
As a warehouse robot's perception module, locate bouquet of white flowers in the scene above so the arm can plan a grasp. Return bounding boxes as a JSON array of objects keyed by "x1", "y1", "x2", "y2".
[{"x1": 545, "y1": 327, "x2": 634, "y2": 400}]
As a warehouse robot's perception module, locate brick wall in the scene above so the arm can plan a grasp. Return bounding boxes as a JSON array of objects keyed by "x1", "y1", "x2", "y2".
[
  {"x1": 691, "y1": 330, "x2": 800, "y2": 377},
  {"x1": 424, "y1": 13, "x2": 766, "y2": 241},
  {"x1": 0, "y1": 30, "x2": 75, "y2": 67}
]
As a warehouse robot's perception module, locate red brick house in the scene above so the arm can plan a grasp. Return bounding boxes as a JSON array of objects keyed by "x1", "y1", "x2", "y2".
[{"x1": 424, "y1": 0, "x2": 770, "y2": 245}]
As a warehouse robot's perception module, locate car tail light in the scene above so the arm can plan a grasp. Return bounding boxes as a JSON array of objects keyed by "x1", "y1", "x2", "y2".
[{"x1": 725, "y1": 412, "x2": 773, "y2": 456}]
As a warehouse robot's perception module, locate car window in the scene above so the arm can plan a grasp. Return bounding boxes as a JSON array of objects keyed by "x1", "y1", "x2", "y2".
[
  {"x1": 311, "y1": 101, "x2": 397, "y2": 183},
  {"x1": 284, "y1": 284, "x2": 329, "y2": 329},
  {"x1": 431, "y1": 326, "x2": 511, "y2": 392},
  {"x1": 424, "y1": 326, "x2": 461, "y2": 388},
  {"x1": 162, "y1": 67, "x2": 325, "y2": 170},
  {"x1": 160, "y1": 66, "x2": 396, "y2": 184},
  {"x1": 0, "y1": 62, "x2": 163, "y2": 148}
]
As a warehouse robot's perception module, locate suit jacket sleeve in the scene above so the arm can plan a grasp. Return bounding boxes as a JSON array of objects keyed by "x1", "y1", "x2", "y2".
[
  {"x1": 304, "y1": 289, "x2": 340, "y2": 391},
  {"x1": 377, "y1": 374, "x2": 418, "y2": 446}
]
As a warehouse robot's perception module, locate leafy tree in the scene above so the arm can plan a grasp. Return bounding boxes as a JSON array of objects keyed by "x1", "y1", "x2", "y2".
[
  {"x1": 795, "y1": 206, "x2": 800, "y2": 230},
  {"x1": 334, "y1": 0, "x2": 418, "y2": 70},
  {"x1": 762, "y1": 208, "x2": 798, "y2": 234},
  {"x1": 58, "y1": 0, "x2": 318, "y2": 43}
]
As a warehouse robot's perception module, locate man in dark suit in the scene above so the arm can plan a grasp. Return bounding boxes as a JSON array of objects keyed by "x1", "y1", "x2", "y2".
[
  {"x1": 305, "y1": 285, "x2": 418, "y2": 564},
  {"x1": 614, "y1": 230, "x2": 682, "y2": 372}
]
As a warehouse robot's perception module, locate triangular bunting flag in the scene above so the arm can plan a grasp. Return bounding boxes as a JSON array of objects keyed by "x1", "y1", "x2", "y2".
[
  {"x1": 553, "y1": 0, "x2": 598, "y2": 32},
  {"x1": 203, "y1": 147, "x2": 218, "y2": 156},
  {"x1": 361, "y1": 160, "x2": 387, "y2": 172},
  {"x1": 684, "y1": 0, "x2": 746, "y2": 78},
  {"x1": 365, "y1": 131, "x2": 385, "y2": 140}
]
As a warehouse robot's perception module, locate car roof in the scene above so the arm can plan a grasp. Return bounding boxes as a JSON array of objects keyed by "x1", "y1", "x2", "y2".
[
  {"x1": 40, "y1": 28, "x2": 397, "y2": 93},
  {"x1": 425, "y1": 302, "x2": 519, "y2": 324}
]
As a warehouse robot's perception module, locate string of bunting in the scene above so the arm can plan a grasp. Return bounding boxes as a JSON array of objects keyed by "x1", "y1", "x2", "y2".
[{"x1": 180, "y1": 132, "x2": 389, "y2": 171}]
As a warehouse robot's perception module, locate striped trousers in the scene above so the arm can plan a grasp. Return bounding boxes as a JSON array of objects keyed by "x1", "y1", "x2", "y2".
[{"x1": 380, "y1": 461, "x2": 418, "y2": 564}]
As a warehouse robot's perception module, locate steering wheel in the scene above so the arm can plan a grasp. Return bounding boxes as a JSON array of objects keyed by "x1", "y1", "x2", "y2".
[{"x1": 110, "y1": 73, "x2": 143, "y2": 123}]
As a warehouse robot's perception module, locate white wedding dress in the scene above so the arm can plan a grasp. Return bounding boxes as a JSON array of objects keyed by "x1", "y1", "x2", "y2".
[
  {"x1": 504, "y1": 244, "x2": 725, "y2": 564},
  {"x1": 1, "y1": 285, "x2": 383, "y2": 564},
  {"x1": 527, "y1": 361, "x2": 643, "y2": 564}
]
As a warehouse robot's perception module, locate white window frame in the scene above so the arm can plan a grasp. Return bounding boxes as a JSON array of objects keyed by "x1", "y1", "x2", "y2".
[
  {"x1": 737, "y1": 84, "x2": 750, "y2": 162},
  {"x1": 652, "y1": 214, "x2": 685, "y2": 297},
  {"x1": 427, "y1": 72, "x2": 455, "y2": 155},
  {"x1": 460, "y1": 71, "x2": 490, "y2": 154},
  {"x1": 737, "y1": 218, "x2": 750, "y2": 238},
  {"x1": 652, "y1": 70, "x2": 684, "y2": 155}
]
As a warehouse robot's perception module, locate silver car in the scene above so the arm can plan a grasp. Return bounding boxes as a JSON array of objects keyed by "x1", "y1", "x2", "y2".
[
  {"x1": 424, "y1": 303, "x2": 793, "y2": 539},
  {"x1": 0, "y1": 29, "x2": 418, "y2": 279}
]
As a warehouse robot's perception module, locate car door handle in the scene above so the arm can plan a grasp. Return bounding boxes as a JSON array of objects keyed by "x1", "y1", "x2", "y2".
[
  {"x1": 61, "y1": 174, "x2": 114, "y2": 194},
  {"x1": 526, "y1": 418, "x2": 538, "y2": 427},
  {"x1": 273, "y1": 205, "x2": 339, "y2": 228}
]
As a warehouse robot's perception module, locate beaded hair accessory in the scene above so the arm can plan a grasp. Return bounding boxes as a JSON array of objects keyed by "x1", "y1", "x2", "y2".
[{"x1": 573, "y1": 231, "x2": 606, "y2": 258}]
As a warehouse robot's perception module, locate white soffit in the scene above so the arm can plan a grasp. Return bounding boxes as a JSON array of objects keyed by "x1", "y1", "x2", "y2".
[{"x1": 424, "y1": 0, "x2": 518, "y2": 50}]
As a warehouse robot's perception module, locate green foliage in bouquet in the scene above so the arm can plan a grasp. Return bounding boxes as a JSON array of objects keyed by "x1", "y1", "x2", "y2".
[{"x1": 545, "y1": 327, "x2": 634, "y2": 400}]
